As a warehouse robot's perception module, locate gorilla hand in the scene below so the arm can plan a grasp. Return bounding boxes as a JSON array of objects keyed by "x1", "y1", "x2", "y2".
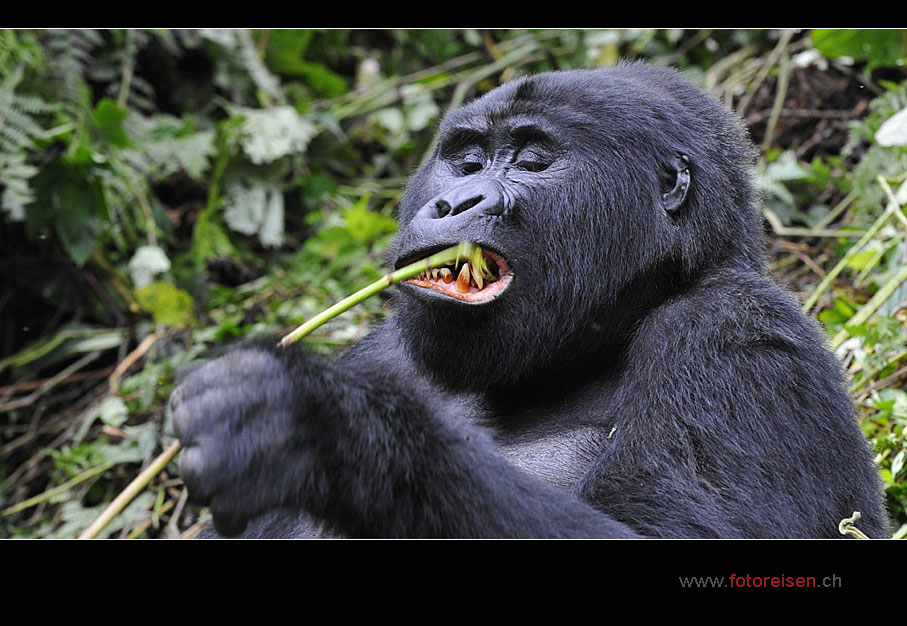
[
  {"x1": 170, "y1": 339, "x2": 640, "y2": 538},
  {"x1": 171, "y1": 345, "x2": 316, "y2": 536}
]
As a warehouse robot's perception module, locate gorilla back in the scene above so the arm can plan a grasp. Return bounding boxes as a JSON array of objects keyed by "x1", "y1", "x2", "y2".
[{"x1": 171, "y1": 62, "x2": 888, "y2": 538}]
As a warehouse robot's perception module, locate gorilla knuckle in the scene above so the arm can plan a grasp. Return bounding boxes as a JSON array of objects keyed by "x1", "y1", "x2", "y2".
[{"x1": 179, "y1": 444, "x2": 216, "y2": 502}]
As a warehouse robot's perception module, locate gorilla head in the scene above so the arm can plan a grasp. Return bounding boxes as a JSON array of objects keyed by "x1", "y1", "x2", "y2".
[{"x1": 390, "y1": 63, "x2": 763, "y2": 393}]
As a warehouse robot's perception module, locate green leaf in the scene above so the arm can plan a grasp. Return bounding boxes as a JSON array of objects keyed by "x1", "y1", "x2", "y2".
[
  {"x1": 817, "y1": 297, "x2": 856, "y2": 327},
  {"x1": 31, "y1": 163, "x2": 108, "y2": 266},
  {"x1": 264, "y1": 29, "x2": 314, "y2": 73},
  {"x1": 192, "y1": 208, "x2": 236, "y2": 267},
  {"x1": 237, "y1": 105, "x2": 317, "y2": 164},
  {"x1": 343, "y1": 195, "x2": 396, "y2": 244},
  {"x1": 264, "y1": 30, "x2": 347, "y2": 97},
  {"x1": 811, "y1": 29, "x2": 906, "y2": 71},
  {"x1": 846, "y1": 248, "x2": 879, "y2": 271},
  {"x1": 135, "y1": 281, "x2": 196, "y2": 328},
  {"x1": 92, "y1": 98, "x2": 131, "y2": 148},
  {"x1": 96, "y1": 396, "x2": 129, "y2": 428},
  {"x1": 875, "y1": 106, "x2": 907, "y2": 147},
  {"x1": 892, "y1": 449, "x2": 906, "y2": 479}
]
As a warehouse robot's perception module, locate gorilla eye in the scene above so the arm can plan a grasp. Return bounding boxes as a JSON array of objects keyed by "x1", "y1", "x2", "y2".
[
  {"x1": 461, "y1": 160, "x2": 484, "y2": 175},
  {"x1": 514, "y1": 148, "x2": 552, "y2": 172},
  {"x1": 447, "y1": 144, "x2": 486, "y2": 176},
  {"x1": 515, "y1": 160, "x2": 549, "y2": 172}
]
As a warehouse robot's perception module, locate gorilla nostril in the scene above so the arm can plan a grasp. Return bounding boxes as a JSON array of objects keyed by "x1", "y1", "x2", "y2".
[
  {"x1": 451, "y1": 195, "x2": 484, "y2": 216},
  {"x1": 436, "y1": 200, "x2": 452, "y2": 217}
]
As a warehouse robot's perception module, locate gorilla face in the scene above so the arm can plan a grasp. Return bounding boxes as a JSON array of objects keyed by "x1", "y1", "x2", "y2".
[{"x1": 389, "y1": 65, "x2": 761, "y2": 393}]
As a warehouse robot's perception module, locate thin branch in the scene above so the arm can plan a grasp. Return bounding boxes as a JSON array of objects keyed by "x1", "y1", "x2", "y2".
[
  {"x1": 831, "y1": 262, "x2": 907, "y2": 349},
  {"x1": 854, "y1": 364, "x2": 907, "y2": 401},
  {"x1": 0, "y1": 350, "x2": 102, "y2": 413},
  {"x1": 737, "y1": 29, "x2": 795, "y2": 116},
  {"x1": 761, "y1": 49, "x2": 791, "y2": 153},
  {"x1": 802, "y1": 184, "x2": 904, "y2": 313},
  {"x1": 79, "y1": 440, "x2": 182, "y2": 539},
  {"x1": 0, "y1": 366, "x2": 115, "y2": 396},
  {"x1": 1, "y1": 463, "x2": 113, "y2": 517},
  {"x1": 108, "y1": 329, "x2": 168, "y2": 393}
]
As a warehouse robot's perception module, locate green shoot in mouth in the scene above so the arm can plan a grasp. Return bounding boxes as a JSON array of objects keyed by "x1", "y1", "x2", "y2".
[{"x1": 279, "y1": 242, "x2": 492, "y2": 347}]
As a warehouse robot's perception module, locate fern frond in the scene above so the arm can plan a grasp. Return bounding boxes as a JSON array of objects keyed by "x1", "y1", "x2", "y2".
[
  {"x1": 0, "y1": 64, "x2": 54, "y2": 152},
  {"x1": 43, "y1": 29, "x2": 103, "y2": 116},
  {"x1": 0, "y1": 151, "x2": 39, "y2": 220},
  {"x1": 199, "y1": 29, "x2": 283, "y2": 106},
  {"x1": 0, "y1": 29, "x2": 43, "y2": 76},
  {"x1": 0, "y1": 62, "x2": 55, "y2": 221}
]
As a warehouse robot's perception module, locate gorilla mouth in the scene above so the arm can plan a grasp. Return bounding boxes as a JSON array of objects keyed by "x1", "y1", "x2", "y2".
[{"x1": 401, "y1": 246, "x2": 513, "y2": 303}]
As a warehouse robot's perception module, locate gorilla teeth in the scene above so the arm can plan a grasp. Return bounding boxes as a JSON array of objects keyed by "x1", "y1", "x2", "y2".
[
  {"x1": 406, "y1": 247, "x2": 506, "y2": 296},
  {"x1": 402, "y1": 247, "x2": 512, "y2": 303},
  {"x1": 471, "y1": 264, "x2": 484, "y2": 290},
  {"x1": 456, "y1": 264, "x2": 471, "y2": 293}
]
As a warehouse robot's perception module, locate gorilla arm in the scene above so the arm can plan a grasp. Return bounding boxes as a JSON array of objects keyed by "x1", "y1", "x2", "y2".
[
  {"x1": 576, "y1": 271, "x2": 887, "y2": 539},
  {"x1": 171, "y1": 339, "x2": 640, "y2": 538}
]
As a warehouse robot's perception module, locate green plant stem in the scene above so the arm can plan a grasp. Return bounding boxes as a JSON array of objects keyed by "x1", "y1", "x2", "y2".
[
  {"x1": 79, "y1": 242, "x2": 481, "y2": 537},
  {"x1": 116, "y1": 30, "x2": 135, "y2": 109},
  {"x1": 831, "y1": 262, "x2": 907, "y2": 349},
  {"x1": 279, "y1": 242, "x2": 475, "y2": 347},
  {"x1": 802, "y1": 190, "x2": 903, "y2": 313},
  {"x1": 878, "y1": 175, "x2": 907, "y2": 230},
  {"x1": 1, "y1": 463, "x2": 113, "y2": 517},
  {"x1": 760, "y1": 49, "x2": 791, "y2": 153},
  {"x1": 826, "y1": 176, "x2": 907, "y2": 348},
  {"x1": 763, "y1": 208, "x2": 866, "y2": 239},
  {"x1": 855, "y1": 231, "x2": 904, "y2": 287},
  {"x1": 126, "y1": 498, "x2": 175, "y2": 539},
  {"x1": 813, "y1": 190, "x2": 857, "y2": 230},
  {"x1": 78, "y1": 440, "x2": 181, "y2": 539},
  {"x1": 849, "y1": 348, "x2": 907, "y2": 394}
]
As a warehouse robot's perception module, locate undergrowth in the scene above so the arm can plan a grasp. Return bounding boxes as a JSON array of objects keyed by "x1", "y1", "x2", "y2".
[{"x1": 0, "y1": 28, "x2": 905, "y2": 539}]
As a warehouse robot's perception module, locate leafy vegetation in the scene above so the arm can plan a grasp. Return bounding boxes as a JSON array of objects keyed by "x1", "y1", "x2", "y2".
[{"x1": 1, "y1": 29, "x2": 906, "y2": 539}]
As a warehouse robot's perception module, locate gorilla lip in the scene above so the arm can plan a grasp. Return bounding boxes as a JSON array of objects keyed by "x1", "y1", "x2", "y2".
[{"x1": 402, "y1": 246, "x2": 512, "y2": 303}]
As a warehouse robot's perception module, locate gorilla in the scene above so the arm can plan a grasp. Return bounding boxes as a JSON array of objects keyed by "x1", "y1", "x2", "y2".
[{"x1": 170, "y1": 62, "x2": 888, "y2": 538}]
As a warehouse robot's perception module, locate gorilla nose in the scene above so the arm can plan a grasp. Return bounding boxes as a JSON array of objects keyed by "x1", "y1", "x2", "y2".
[{"x1": 417, "y1": 179, "x2": 507, "y2": 221}]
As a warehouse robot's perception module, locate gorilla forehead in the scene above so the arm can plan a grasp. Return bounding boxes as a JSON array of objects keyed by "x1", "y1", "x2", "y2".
[
  {"x1": 450, "y1": 66, "x2": 676, "y2": 127},
  {"x1": 441, "y1": 80, "x2": 602, "y2": 147},
  {"x1": 440, "y1": 64, "x2": 716, "y2": 146}
]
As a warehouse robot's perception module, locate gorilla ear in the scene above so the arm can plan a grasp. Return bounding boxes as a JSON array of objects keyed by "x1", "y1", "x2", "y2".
[{"x1": 661, "y1": 153, "x2": 691, "y2": 215}]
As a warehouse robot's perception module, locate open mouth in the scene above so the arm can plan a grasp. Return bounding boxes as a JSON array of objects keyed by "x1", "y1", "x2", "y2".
[{"x1": 401, "y1": 245, "x2": 513, "y2": 303}]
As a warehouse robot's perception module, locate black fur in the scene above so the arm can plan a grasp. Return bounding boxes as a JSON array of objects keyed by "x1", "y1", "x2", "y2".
[{"x1": 171, "y1": 63, "x2": 887, "y2": 538}]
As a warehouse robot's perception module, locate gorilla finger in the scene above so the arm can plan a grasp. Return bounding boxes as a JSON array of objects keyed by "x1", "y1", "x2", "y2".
[
  {"x1": 172, "y1": 386, "x2": 247, "y2": 443},
  {"x1": 170, "y1": 350, "x2": 272, "y2": 405},
  {"x1": 171, "y1": 358, "x2": 210, "y2": 386},
  {"x1": 210, "y1": 502, "x2": 250, "y2": 537},
  {"x1": 178, "y1": 443, "x2": 219, "y2": 503}
]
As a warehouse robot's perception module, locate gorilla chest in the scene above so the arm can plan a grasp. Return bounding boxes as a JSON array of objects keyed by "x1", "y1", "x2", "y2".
[{"x1": 496, "y1": 425, "x2": 608, "y2": 490}]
